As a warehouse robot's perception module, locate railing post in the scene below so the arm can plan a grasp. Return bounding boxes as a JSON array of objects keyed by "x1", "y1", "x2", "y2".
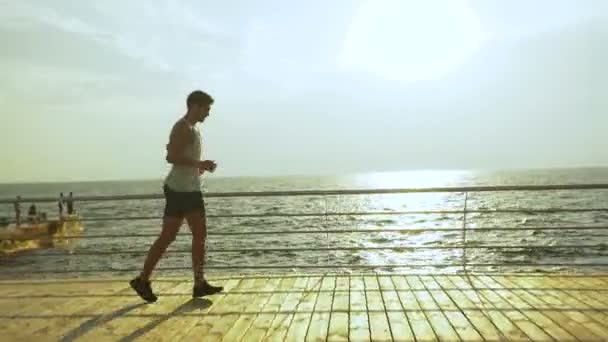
[{"x1": 461, "y1": 192, "x2": 469, "y2": 274}]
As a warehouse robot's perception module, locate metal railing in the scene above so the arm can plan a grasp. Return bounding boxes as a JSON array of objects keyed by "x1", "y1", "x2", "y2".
[
  {"x1": 1, "y1": 183, "x2": 607, "y2": 276},
  {"x1": 1, "y1": 183, "x2": 607, "y2": 204}
]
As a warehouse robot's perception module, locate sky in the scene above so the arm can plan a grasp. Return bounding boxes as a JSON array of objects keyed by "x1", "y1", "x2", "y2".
[{"x1": 1, "y1": 0, "x2": 606, "y2": 183}]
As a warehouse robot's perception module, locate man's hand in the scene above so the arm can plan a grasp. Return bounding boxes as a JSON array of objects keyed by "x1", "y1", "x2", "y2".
[{"x1": 198, "y1": 160, "x2": 217, "y2": 174}]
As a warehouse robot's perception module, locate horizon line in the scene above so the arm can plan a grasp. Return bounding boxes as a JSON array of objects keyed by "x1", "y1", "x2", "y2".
[{"x1": 1, "y1": 165, "x2": 607, "y2": 186}]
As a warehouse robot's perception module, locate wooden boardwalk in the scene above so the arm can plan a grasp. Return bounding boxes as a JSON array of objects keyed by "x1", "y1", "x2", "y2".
[{"x1": 1, "y1": 273, "x2": 607, "y2": 341}]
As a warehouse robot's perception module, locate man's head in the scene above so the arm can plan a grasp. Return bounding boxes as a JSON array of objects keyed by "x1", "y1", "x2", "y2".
[{"x1": 186, "y1": 90, "x2": 214, "y2": 123}]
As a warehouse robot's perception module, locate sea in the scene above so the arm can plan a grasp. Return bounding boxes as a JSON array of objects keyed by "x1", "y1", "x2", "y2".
[{"x1": 0, "y1": 168, "x2": 607, "y2": 279}]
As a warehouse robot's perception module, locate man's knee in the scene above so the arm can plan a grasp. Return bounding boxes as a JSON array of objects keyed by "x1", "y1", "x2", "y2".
[
  {"x1": 186, "y1": 212, "x2": 206, "y2": 234},
  {"x1": 191, "y1": 225, "x2": 207, "y2": 242},
  {"x1": 159, "y1": 217, "x2": 182, "y2": 242},
  {"x1": 160, "y1": 229, "x2": 179, "y2": 243},
  {"x1": 158, "y1": 227, "x2": 180, "y2": 245}
]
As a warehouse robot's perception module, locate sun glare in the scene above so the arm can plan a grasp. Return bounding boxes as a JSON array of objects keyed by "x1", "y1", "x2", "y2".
[
  {"x1": 355, "y1": 170, "x2": 468, "y2": 189},
  {"x1": 338, "y1": 0, "x2": 485, "y2": 82}
]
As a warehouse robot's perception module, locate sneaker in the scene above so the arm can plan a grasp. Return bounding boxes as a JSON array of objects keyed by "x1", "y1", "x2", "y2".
[
  {"x1": 130, "y1": 277, "x2": 157, "y2": 303},
  {"x1": 193, "y1": 281, "x2": 223, "y2": 298}
]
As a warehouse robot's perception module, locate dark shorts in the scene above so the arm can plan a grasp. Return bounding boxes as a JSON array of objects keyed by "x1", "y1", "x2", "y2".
[{"x1": 163, "y1": 184, "x2": 205, "y2": 218}]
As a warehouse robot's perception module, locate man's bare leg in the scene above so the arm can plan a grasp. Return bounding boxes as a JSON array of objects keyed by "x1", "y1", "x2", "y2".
[
  {"x1": 130, "y1": 216, "x2": 182, "y2": 302},
  {"x1": 185, "y1": 212, "x2": 207, "y2": 284},
  {"x1": 140, "y1": 217, "x2": 182, "y2": 281},
  {"x1": 185, "y1": 211, "x2": 223, "y2": 296}
]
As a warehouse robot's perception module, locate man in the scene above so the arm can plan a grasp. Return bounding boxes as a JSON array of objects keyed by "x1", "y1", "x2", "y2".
[
  {"x1": 130, "y1": 90, "x2": 223, "y2": 303},
  {"x1": 28, "y1": 204, "x2": 37, "y2": 223},
  {"x1": 59, "y1": 193, "x2": 64, "y2": 217},
  {"x1": 66, "y1": 192, "x2": 74, "y2": 215}
]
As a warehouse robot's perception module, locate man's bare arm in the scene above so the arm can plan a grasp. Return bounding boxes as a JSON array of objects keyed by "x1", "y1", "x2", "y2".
[
  {"x1": 165, "y1": 120, "x2": 216, "y2": 171},
  {"x1": 165, "y1": 121, "x2": 198, "y2": 167}
]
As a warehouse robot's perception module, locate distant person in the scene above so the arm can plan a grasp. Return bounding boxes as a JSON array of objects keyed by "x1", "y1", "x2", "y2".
[
  {"x1": 14, "y1": 196, "x2": 21, "y2": 226},
  {"x1": 59, "y1": 193, "x2": 65, "y2": 217},
  {"x1": 66, "y1": 192, "x2": 74, "y2": 215},
  {"x1": 130, "y1": 90, "x2": 222, "y2": 303},
  {"x1": 28, "y1": 204, "x2": 37, "y2": 223}
]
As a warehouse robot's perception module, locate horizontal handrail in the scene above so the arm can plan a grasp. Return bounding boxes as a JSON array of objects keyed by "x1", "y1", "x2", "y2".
[
  {"x1": 1, "y1": 183, "x2": 607, "y2": 204},
  {"x1": 3, "y1": 206, "x2": 606, "y2": 227},
  {"x1": 22, "y1": 244, "x2": 608, "y2": 257},
  {"x1": 2, "y1": 287, "x2": 607, "y2": 298},
  {"x1": 0, "y1": 273, "x2": 605, "y2": 283},
  {"x1": 2, "y1": 262, "x2": 607, "y2": 276},
  {"x1": 42, "y1": 207, "x2": 608, "y2": 222},
  {"x1": 2, "y1": 226, "x2": 607, "y2": 241}
]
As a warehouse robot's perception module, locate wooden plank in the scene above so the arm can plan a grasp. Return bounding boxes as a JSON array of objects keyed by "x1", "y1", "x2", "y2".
[
  {"x1": 220, "y1": 278, "x2": 280, "y2": 342},
  {"x1": 452, "y1": 275, "x2": 539, "y2": 341},
  {"x1": 327, "y1": 276, "x2": 349, "y2": 342},
  {"x1": 264, "y1": 276, "x2": 310, "y2": 341},
  {"x1": 379, "y1": 276, "x2": 415, "y2": 342},
  {"x1": 423, "y1": 286, "x2": 458, "y2": 311},
  {"x1": 422, "y1": 277, "x2": 483, "y2": 342},
  {"x1": 529, "y1": 291, "x2": 608, "y2": 338},
  {"x1": 241, "y1": 313, "x2": 275, "y2": 342},
  {"x1": 0, "y1": 279, "x2": 127, "y2": 296},
  {"x1": 499, "y1": 316, "x2": 550, "y2": 341},
  {"x1": 130, "y1": 278, "x2": 240, "y2": 342},
  {"x1": 235, "y1": 277, "x2": 294, "y2": 342},
  {"x1": 179, "y1": 278, "x2": 249, "y2": 341},
  {"x1": 502, "y1": 276, "x2": 601, "y2": 341},
  {"x1": 474, "y1": 275, "x2": 569, "y2": 341},
  {"x1": 132, "y1": 283, "x2": 211, "y2": 342},
  {"x1": 305, "y1": 276, "x2": 335, "y2": 342},
  {"x1": 419, "y1": 275, "x2": 442, "y2": 290},
  {"x1": 522, "y1": 293, "x2": 603, "y2": 340},
  {"x1": 0, "y1": 280, "x2": 134, "y2": 341},
  {"x1": 284, "y1": 277, "x2": 322, "y2": 341},
  {"x1": 591, "y1": 276, "x2": 608, "y2": 287},
  {"x1": 405, "y1": 275, "x2": 425, "y2": 291},
  {"x1": 487, "y1": 275, "x2": 581, "y2": 341},
  {"x1": 38, "y1": 280, "x2": 183, "y2": 341},
  {"x1": 365, "y1": 276, "x2": 392, "y2": 342},
  {"x1": 349, "y1": 276, "x2": 370, "y2": 342},
  {"x1": 392, "y1": 276, "x2": 437, "y2": 341},
  {"x1": 559, "y1": 277, "x2": 608, "y2": 309},
  {"x1": 204, "y1": 278, "x2": 263, "y2": 342},
  {"x1": 505, "y1": 277, "x2": 608, "y2": 310},
  {"x1": 540, "y1": 276, "x2": 608, "y2": 330},
  {"x1": 550, "y1": 277, "x2": 608, "y2": 339},
  {"x1": 328, "y1": 313, "x2": 349, "y2": 342},
  {"x1": 506, "y1": 276, "x2": 575, "y2": 309},
  {"x1": 62, "y1": 281, "x2": 188, "y2": 341},
  {"x1": 240, "y1": 278, "x2": 300, "y2": 342},
  {"x1": 5, "y1": 279, "x2": 132, "y2": 317},
  {"x1": 434, "y1": 276, "x2": 509, "y2": 341},
  {"x1": 2, "y1": 318, "x2": 79, "y2": 342},
  {"x1": 408, "y1": 275, "x2": 460, "y2": 342},
  {"x1": 442, "y1": 311, "x2": 484, "y2": 342}
]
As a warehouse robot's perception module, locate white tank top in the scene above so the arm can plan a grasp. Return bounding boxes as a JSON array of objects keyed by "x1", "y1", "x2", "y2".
[{"x1": 164, "y1": 119, "x2": 202, "y2": 192}]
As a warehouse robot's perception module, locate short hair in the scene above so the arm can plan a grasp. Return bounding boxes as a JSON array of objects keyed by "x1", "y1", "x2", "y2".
[{"x1": 187, "y1": 90, "x2": 214, "y2": 108}]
